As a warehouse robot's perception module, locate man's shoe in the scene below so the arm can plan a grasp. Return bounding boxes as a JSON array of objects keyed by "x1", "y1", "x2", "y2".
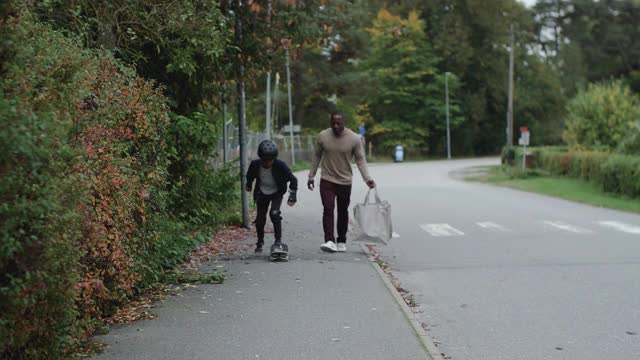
[
  {"x1": 320, "y1": 241, "x2": 337, "y2": 253},
  {"x1": 255, "y1": 243, "x2": 263, "y2": 253},
  {"x1": 337, "y1": 243, "x2": 347, "y2": 252}
]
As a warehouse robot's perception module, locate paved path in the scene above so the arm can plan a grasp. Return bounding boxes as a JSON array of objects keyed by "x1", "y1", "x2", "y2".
[{"x1": 93, "y1": 168, "x2": 431, "y2": 360}]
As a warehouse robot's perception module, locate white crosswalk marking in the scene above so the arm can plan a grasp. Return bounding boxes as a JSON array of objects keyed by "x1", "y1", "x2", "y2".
[
  {"x1": 597, "y1": 221, "x2": 640, "y2": 235},
  {"x1": 419, "y1": 224, "x2": 465, "y2": 237},
  {"x1": 476, "y1": 222, "x2": 510, "y2": 232},
  {"x1": 543, "y1": 221, "x2": 592, "y2": 234},
  {"x1": 392, "y1": 232, "x2": 400, "y2": 238}
]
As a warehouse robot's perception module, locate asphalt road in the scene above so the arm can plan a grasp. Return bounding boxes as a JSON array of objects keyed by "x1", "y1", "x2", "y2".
[{"x1": 354, "y1": 158, "x2": 640, "y2": 360}]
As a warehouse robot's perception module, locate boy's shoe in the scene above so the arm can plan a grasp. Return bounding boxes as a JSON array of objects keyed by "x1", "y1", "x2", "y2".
[
  {"x1": 255, "y1": 243, "x2": 264, "y2": 253},
  {"x1": 321, "y1": 241, "x2": 337, "y2": 253},
  {"x1": 337, "y1": 243, "x2": 347, "y2": 252}
]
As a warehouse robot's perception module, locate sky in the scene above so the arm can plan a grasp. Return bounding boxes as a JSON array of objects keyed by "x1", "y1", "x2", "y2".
[{"x1": 518, "y1": 0, "x2": 537, "y2": 7}]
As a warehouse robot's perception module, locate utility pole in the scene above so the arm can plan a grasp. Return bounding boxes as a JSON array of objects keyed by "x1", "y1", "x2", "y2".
[
  {"x1": 507, "y1": 24, "x2": 515, "y2": 146},
  {"x1": 222, "y1": 84, "x2": 228, "y2": 164},
  {"x1": 445, "y1": 72, "x2": 451, "y2": 160},
  {"x1": 265, "y1": 0, "x2": 272, "y2": 140},
  {"x1": 282, "y1": 38, "x2": 295, "y2": 165},
  {"x1": 236, "y1": 0, "x2": 249, "y2": 228}
]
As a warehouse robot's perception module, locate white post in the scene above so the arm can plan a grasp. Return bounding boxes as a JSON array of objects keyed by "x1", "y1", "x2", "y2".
[
  {"x1": 508, "y1": 24, "x2": 515, "y2": 146},
  {"x1": 266, "y1": 72, "x2": 271, "y2": 140},
  {"x1": 522, "y1": 144, "x2": 526, "y2": 172},
  {"x1": 285, "y1": 46, "x2": 295, "y2": 165},
  {"x1": 265, "y1": 0, "x2": 272, "y2": 140},
  {"x1": 222, "y1": 92, "x2": 228, "y2": 164},
  {"x1": 236, "y1": 0, "x2": 249, "y2": 228},
  {"x1": 445, "y1": 72, "x2": 451, "y2": 160}
]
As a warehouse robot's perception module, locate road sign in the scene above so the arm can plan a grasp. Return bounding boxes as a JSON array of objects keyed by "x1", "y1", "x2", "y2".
[
  {"x1": 519, "y1": 127, "x2": 530, "y2": 146},
  {"x1": 282, "y1": 125, "x2": 301, "y2": 133},
  {"x1": 359, "y1": 125, "x2": 366, "y2": 135}
]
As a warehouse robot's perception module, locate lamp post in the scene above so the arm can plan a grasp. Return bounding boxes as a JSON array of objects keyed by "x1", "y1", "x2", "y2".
[
  {"x1": 445, "y1": 72, "x2": 451, "y2": 160},
  {"x1": 265, "y1": 0, "x2": 272, "y2": 140},
  {"x1": 507, "y1": 24, "x2": 515, "y2": 146},
  {"x1": 281, "y1": 37, "x2": 295, "y2": 165}
]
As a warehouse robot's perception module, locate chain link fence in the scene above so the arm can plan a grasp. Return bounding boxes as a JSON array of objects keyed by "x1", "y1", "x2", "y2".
[{"x1": 213, "y1": 123, "x2": 316, "y2": 168}]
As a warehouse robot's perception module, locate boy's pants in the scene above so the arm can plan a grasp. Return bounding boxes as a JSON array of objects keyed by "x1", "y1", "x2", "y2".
[
  {"x1": 319, "y1": 179, "x2": 352, "y2": 243},
  {"x1": 255, "y1": 193, "x2": 283, "y2": 244}
]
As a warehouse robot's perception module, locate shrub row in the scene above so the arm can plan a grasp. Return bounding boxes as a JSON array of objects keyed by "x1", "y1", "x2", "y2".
[
  {"x1": 1, "y1": 15, "x2": 238, "y2": 358},
  {"x1": 601, "y1": 155, "x2": 640, "y2": 198},
  {"x1": 502, "y1": 146, "x2": 640, "y2": 199}
]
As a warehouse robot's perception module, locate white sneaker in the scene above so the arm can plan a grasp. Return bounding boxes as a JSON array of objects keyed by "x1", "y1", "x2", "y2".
[
  {"x1": 337, "y1": 243, "x2": 347, "y2": 252},
  {"x1": 321, "y1": 241, "x2": 337, "y2": 253}
]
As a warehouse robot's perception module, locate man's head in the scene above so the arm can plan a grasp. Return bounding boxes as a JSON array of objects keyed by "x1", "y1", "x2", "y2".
[{"x1": 330, "y1": 112, "x2": 345, "y2": 137}]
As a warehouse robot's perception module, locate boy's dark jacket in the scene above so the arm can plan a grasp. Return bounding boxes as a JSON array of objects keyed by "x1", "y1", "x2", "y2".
[{"x1": 246, "y1": 159, "x2": 298, "y2": 200}]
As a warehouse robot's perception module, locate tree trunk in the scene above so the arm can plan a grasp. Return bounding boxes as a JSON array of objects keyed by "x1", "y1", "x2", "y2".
[{"x1": 293, "y1": 60, "x2": 304, "y2": 126}]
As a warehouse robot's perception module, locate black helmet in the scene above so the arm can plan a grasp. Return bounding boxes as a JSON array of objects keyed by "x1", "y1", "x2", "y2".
[{"x1": 257, "y1": 140, "x2": 278, "y2": 160}]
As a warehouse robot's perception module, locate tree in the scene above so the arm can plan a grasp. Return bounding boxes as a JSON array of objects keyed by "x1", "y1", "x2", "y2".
[
  {"x1": 534, "y1": 0, "x2": 640, "y2": 96},
  {"x1": 421, "y1": 0, "x2": 565, "y2": 153},
  {"x1": 362, "y1": 9, "x2": 462, "y2": 155},
  {"x1": 33, "y1": 0, "x2": 230, "y2": 114},
  {"x1": 563, "y1": 81, "x2": 640, "y2": 151}
]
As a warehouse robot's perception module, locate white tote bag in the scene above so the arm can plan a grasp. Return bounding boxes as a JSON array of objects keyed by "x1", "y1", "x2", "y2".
[{"x1": 352, "y1": 188, "x2": 393, "y2": 244}]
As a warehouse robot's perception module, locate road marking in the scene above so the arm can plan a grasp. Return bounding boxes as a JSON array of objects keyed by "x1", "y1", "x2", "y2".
[
  {"x1": 543, "y1": 221, "x2": 592, "y2": 234},
  {"x1": 476, "y1": 222, "x2": 510, "y2": 232},
  {"x1": 597, "y1": 221, "x2": 640, "y2": 235},
  {"x1": 392, "y1": 232, "x2": 400, "y2": 238},
  {"x1": 419, "y1": 223, "x2": 465, "y2": 237}
]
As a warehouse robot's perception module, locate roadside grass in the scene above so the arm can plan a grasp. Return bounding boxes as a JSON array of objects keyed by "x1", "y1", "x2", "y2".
[
  {"x1": 290, "y1": 160, "x2": 310, "y2": 172},
  {"x1": 467, "y1": 165, "x2": 640, "y2": 214},
  {"x1": 368, "y1": 155, "x2": 499, "y2": 163}
]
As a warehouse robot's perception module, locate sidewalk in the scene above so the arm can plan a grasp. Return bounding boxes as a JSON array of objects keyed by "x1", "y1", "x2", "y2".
[{"x1": 93, "y1": 200, "x2": 432, "y2": 360}]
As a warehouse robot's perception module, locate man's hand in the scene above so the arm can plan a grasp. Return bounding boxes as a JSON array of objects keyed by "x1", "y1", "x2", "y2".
[
  {"x1": 366, "y1": 179, "x2": 376, "y2": 189},
  {"x1": 307, "y1": 179, "x2": 315, "y2": 191},
  {"x1": 246, "y1": 184, "x2": 252, "y2": 192},
  {"x1": 287, "y1": 191, "x2": 297, "y2": 206}
]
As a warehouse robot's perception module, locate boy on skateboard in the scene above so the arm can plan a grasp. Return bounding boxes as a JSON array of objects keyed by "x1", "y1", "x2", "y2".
[{"x1": 246, "y1": 140, "x2": 298, "y2": 260}]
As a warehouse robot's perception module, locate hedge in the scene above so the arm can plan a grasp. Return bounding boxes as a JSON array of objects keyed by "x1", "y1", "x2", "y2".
[
  {"x1": 601, "y1": 155, "x2": 640, "y2": 198},
  {"x1": 1, "y1": 15, "x2": 238, "y2": 358},
  {"x1": 503, "y1": 146, "x2": 640, "y2": 199}
]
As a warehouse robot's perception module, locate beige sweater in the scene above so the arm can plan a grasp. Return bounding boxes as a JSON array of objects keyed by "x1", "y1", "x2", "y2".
[{"x1": 308, "y1": 128, "x2": 372, "y2": 185}]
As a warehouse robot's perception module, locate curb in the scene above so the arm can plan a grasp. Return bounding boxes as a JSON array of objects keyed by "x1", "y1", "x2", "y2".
[{"x1": 360, "y1": 243, "x2": 444, "y2": 360}]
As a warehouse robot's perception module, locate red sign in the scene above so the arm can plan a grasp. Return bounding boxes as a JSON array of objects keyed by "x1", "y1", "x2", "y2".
[{"x1": 520, "y1": 126, "x2": 529, "y2": 133}]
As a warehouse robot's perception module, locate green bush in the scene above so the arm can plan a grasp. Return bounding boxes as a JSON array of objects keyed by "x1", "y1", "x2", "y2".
[
  {"x1": 501, "y1": 146, "x2": 516, "y2": 166},
  {"x1": 525, "y1": 148, "x2": 640, "y2": 199},
  {"x1": 1, "y1": 14, "x2": 239, "y2": 358},
  {"x1": 566, "y1": 151, "x2": 609, "y2": 182},
  {"x1": 601, "y1": 155, "x2": 640, "y2": 198},
  {"x1": 166, "y1": 113, "x2": 240, "y2": 229},
  {"x1": 563, "y1": 81, "x2": 640, "y2": 151},
  {"x1": 1, "y1": 15, "x2": 89, "y2": 358},
  {"x1": 535, "y1": 150, "x2": 610, "y2": 181},
  {"x1": 617, "y1": 123, "x2": 640, "y2": 155}
]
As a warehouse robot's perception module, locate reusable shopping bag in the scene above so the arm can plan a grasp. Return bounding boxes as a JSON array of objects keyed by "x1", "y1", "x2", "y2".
[{"x1": 352, "y1": 188, "x2": 392, "y2": 244}]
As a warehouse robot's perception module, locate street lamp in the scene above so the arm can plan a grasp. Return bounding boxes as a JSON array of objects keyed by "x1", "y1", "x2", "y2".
[
  {"x1": 445, "y1": 72, "x2": 451, "y2": 160},
  {"x1": 280, "y1": 37, "x2": 295, "y2": 165}
]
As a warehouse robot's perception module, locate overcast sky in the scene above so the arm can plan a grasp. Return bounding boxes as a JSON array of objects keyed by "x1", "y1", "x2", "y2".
[{"x1": 518, "y1": 0, "x2": 537, "y2": 7}]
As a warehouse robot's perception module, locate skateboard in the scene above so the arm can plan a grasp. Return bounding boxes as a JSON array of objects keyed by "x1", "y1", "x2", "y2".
[{"x1": 270, "y1": 243, "x2": 289, "y2": 262}]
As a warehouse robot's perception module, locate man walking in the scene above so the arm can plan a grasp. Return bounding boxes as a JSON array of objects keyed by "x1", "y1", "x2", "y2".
[{"x1": 308, "y1": 112, "x2": 375, "y2": 253}]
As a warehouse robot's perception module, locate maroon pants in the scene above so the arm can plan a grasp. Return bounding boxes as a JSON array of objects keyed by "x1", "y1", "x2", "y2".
[{"x1": 320, "y1": 179, "x2": 352, "y2": 243}]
